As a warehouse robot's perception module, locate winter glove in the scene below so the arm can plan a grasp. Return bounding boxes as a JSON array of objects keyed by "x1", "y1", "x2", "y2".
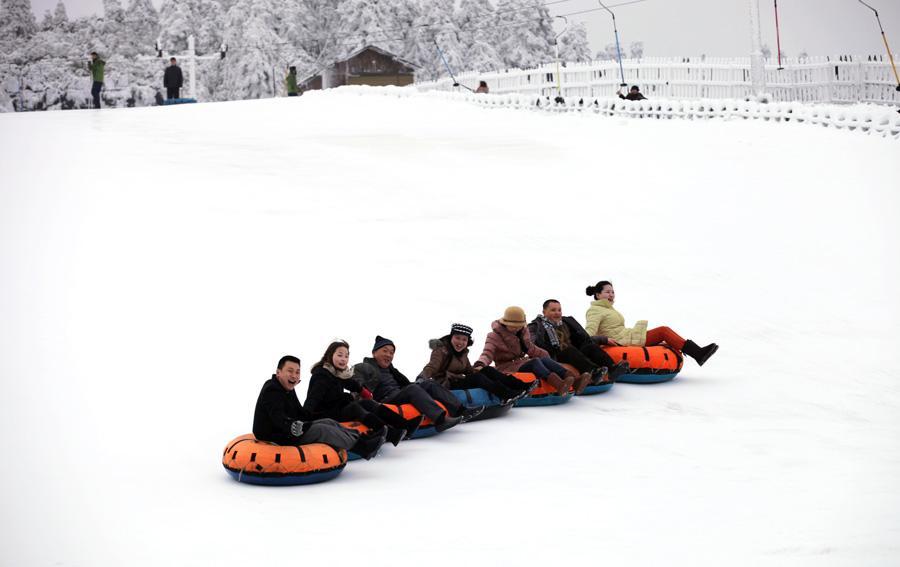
[
  {"x1": 290, "y1": 420, "x2": 307, "y2": 437},
  {"x1": 360, "y1": 387, "x2": 373, "y2": 401}
]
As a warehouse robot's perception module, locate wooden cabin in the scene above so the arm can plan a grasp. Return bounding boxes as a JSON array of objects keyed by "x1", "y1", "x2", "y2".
[{"x1": 300, "y1": 46, "x2": 417, "y2": 91}]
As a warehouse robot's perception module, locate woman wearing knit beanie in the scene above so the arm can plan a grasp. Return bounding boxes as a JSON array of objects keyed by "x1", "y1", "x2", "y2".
[
  {"x1": 585, "y1": 281, "x2": 719, "y2": 366},
  {"x1": 419, "y1": 323, "x2": 534, "y2": 405},
  {"x1": 474, "y1": 306, "x2": 589, "y2": 396}
]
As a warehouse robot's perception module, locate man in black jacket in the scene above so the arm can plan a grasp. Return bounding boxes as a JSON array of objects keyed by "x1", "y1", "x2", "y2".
[
  {"x1": 354, "y1": 336, "x2": 482, "y2": 432},
  {"x1": 253, "y1": 355, "x2": 386, "y2": 459},
  {"x1": 163, "y1": 57, "x2": 183, "y2": 100},
  {"x1": 528, "y1": 300, "x2": 629, "y2": 383}
]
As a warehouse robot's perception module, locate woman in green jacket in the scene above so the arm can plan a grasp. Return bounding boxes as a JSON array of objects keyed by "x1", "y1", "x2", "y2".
[{"x1": 585, "y1": 280, "x2": 719, "y2": 366}]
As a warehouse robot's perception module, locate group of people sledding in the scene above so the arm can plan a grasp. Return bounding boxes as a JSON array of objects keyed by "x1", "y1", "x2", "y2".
[{"x1": 252, "y1": 280, "x2": 719, "y2": 461}]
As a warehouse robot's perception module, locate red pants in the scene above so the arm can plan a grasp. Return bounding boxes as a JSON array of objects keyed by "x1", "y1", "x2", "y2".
[{"x1": 644, "y1": 326, "x2": 685, "y2": 350}]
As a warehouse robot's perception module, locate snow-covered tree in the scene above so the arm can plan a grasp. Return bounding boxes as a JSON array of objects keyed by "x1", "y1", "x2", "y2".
[
  {"x1": 558, "y1": 21, "x2": 591, "y2": 63},
  {"x1": 494, "y1": 0, "x2": 554, "y2": 69},
  {"x1": 124, "y1": 0, "x2": 160, "y2": 57},
  {"x1": 336, "y1": 0, "x2": 406, "y2": 55},
  {"x1": 52, "y1": 0, "x2": 69, "y2": 29},
  {"x1": 455, "y1": 0, "x2": 501, "y2": 72},
  {"x1": 0, "y1": 0, "x2": 38, "y2": 41},
  {"x1": 221, "y1": 0, "x2": 287, "y2": 99},
  {"x1": 159, "y1": 0, "x2": 224, "y2": 55},
  {"x1": 628, "y1": 40, "x2": 643, "y2": 59}
]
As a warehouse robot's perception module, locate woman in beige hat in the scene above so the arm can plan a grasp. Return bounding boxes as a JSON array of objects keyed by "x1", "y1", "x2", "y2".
[{"x1": 474, "y1": 306, "x2": 588, "y2": 395}]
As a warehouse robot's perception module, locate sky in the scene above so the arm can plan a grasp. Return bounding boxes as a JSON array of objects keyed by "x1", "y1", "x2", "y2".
[{"x1": 24, "y1": 0, "x2": 900, "y2": 58}]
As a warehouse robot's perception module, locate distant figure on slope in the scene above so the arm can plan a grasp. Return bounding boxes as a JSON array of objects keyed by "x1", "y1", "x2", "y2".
[
  {"x1": 584, "y1": 281, "x2": 719, "y2": 366},
  {"x1": 285, "y1": 66, "x2": 299, "y2": 97},
  {"x1": 418, "y1": 323, "x2": 533, "y2": 405},
  {"x1": 164, "y1": 57, "x2": 183, "y2": 100},
  {"x1": 88, "y1": 52, "x2": 105, "y2": 109},
  {"x1": 354, "y1": 336, "x2": 481, "y2": 433},
  {"x1": 474, "y1": 306, "x2": 587, "y2": 395},
  {"x1": 528, "y1": 299, "x2": 630, "y2": 385},
  {"x1": 252, "y1": 355, "x2": 386, "y2": 460},
  {"x1": 475, "y1": 80, "x2": 489, "y2": 94},
  {"x1": 617, "y1": 85, "x2": 646, "y2": 101},
  {"x1": 304, "y1": 340, "x2": 417, "y2": 446}
]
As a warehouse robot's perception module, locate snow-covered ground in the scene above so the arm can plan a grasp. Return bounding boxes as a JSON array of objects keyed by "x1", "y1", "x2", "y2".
[{"x1": 1, "y1": 88, "x2": 899, "y2": 566}]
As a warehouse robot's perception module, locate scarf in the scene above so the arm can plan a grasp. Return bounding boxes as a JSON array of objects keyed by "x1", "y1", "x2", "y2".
[
  {"x1": 540, "y1": 315, "x2": 563, "y2": 349},
  {"x1": 324, "y1": 362, "x2": 355, "y2": 380}
]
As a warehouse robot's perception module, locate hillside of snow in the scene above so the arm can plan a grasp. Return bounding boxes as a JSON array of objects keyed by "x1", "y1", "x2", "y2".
[{"x1": 1, "y1": 88, "x2": 898, "y2": 566}]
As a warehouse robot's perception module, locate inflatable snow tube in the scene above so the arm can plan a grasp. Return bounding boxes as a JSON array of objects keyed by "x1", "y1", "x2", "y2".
[
  {"x1": 559, "y1": 362, "x2": 615, "y2": 396},
  {"x1": 384, "y1": 401, "x2": 450, "y2": 439},
  {"x1": 339, "y1": 421, "x2": 374, "y2": 461},
  {"x1": 511, "y1": 372, "x2": 574, "y2": 407},
  {"x1": 452, "y1": 388, "x2": 512, "y2": 421},
  {"x1": 601, "y1": 345, "x2": 684, "y2": 384},
  {"x1": 222, "y1": 434, "x2": 347, "y2": 486}
]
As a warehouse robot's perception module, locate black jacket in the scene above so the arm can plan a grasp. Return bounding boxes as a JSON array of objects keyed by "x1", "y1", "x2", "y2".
[
  {"x1": 353, "y1": 357, "x2": 411, "y2": 401},
  {"x1": 304, "y1": 365, "x2": 363, "y2": 420},
  {"x1": 619, "y1": 92, "x2": 646, "y2": 101},
  {"x1": 252, "y1": 375, "x2": 312, "y2": 445},
  {"x1": 164, "y1": 65, "x2": 183, "y2": 89},
  {"x1": 527, "y1": 316, "x2": 607, "y2": 359}
]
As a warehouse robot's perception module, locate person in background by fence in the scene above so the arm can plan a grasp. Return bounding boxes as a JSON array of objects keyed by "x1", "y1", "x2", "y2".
[
  {"x1": 164, "y1": 58, "x2": 183, "y2": 100},
  {"x1": 617, "y1": 85, "x2": 646, "y2": 101},
  {"x1": 475, "y1": 80, "x2": 489, "y2": 94},
  {"x1": 88, "y1": 52, "x2": 104, "y2": 109},
  {"x1": 286, "y1": 66, "x2": 299, "y2": 97}
]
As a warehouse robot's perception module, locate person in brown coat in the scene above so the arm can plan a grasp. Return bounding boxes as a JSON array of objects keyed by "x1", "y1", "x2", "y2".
[
  {"x1": 419, "y1": 323, "x2": 533, "y2": 404},
  {"x1": 474, "y1": 306, "x2": 588, "y2": 395}
]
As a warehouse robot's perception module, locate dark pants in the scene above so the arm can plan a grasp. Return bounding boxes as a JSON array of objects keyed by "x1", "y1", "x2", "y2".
[
  {"x1": 333, "y1": 399, "x2": 407, "y2": 430},
  {"x1": 449, "y1": 366, "x2": 525, "y2": 399},
  {"x1": 415, "y1": 379, "x2": 463, "y2": 415},
  {"x1": 91, "y1": 81, "x2": 103, "y2": 109},
  {"x1": 166, "y1": 87, "x2": 180, "y2": 100},
  {"x1": 298, "y1": 419, "x2": 360, "y2": 451},
  {"x1": 519, "y1": 356, "x2": 569, "y2": 379},
  {"x1": 288, "y1": 92, "x2": 298, "y2": 97},
  {"x1": 557, "y1": 343, "x2": 616, "y2": 374},
  {"x1": 383, "y1": 383, "x2": 449, "y2": 422}
]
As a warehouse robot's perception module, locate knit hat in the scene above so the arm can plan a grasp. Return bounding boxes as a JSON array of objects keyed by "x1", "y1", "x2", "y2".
[
  {"x1": 499, "y1": 306, "x2": 527, "y2": 329},
  {"x1": 450, "y1": 323, "x2": 473, "y2": 338},
  {"x1": 372, "y1": 335, "x2": 395, "y2": 353}
]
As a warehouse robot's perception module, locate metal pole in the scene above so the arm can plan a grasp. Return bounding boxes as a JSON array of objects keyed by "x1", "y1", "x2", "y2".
[
  {"x1": 554, "y1": 15, "x2": 569, "y2": 101},
  {"x1": 599, "y1": 1, "x2": 627, "y2": 87},
  {"x1": 188, "y1": 35, "x2": 197, "y2": 99},
  {"x1": 858, "y1": 0, "x2": 900, "y2": 91},
  {"x1": 774, "y1": 0, "x2": 784, "y2": 70},
  {"x1": 748, "y1": 0, "x2": 767, "y2": 99}
]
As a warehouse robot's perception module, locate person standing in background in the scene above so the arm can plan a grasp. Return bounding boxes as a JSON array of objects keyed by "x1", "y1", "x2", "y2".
[
  {"x1": 164, "y1": 57, "x2": 183, "y2": 100},
  {"x1": 88, "y1": 52, "x2": 105, "y2": 109}
]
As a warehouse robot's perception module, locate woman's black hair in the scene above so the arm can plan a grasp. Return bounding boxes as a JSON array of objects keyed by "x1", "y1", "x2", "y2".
[
  {"x1": 311, "y1": 340, "x2": 350, "y2": 371},
  {"x1": 585, "y1": 281, "x2": 613, "y2": 297}
]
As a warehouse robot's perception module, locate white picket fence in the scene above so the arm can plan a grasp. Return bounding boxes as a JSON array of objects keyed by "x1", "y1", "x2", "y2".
[
  {"x1": 323, "y1": 85, "x2": 900, "y2": 138},
  {"x1": 416, "y1": 56, "x2": 900, "y2": 106}
]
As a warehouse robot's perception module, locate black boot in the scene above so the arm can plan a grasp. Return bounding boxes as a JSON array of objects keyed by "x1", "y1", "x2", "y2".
[
  {"x1": 434, "y1": 412, "x2": 461, "y2": 433},
  {"x1": 590, "y1": 366, "x2": 609, "y2": 385},
  {"x1": 608, "y1": 361, "x2": 630, "y2": 382},
  {"x1": 385, "y1": 425, "x2": 406, "y2": 447},
  {"x1": 403, "y1": 415, "x2": 424, "y2": 439},
  {"x1": 352, "y1": 429, "x2": 387, "y2": 460},
  {"x1": 682, "y1": 340, "x2": 719, "y2": 366}
]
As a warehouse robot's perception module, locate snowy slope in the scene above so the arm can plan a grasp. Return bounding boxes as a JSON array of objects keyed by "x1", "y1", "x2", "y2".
[{"x1": 1, "y1": 88, "x2": 899, "y2": 567}]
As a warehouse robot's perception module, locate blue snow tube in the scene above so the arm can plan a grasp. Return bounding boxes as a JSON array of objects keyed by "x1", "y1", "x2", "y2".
[
  {"x1": 452, "y1": 388, "x2": 513, "y2": 421},
  {"x1": 580, "y1": 381, "x2": 615, "y2": 395},
  {"x1": 225, "y1": 468, "x2": 344, "y2": 486},
  {"x1": 616, "y1": 372, "x2": 679, "y2": 384},
  {"x1": 162, "y1": 98, "x2": 197, "y2": 105}
]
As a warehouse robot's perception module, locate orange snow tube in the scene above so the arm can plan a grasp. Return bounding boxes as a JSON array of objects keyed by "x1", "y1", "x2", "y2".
[
  {"x1": 383, "y1": 402, "x2": 450, "y2": 439},
  {"x1": 602, "y1": 345, "x2": 683, "y2": 383},
  {"x1": 222, "y1": 434, "x2": 348, "y2": 486},
  {"x1": 511, "y1": 372, "x2": 574, "y2": 406}
]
